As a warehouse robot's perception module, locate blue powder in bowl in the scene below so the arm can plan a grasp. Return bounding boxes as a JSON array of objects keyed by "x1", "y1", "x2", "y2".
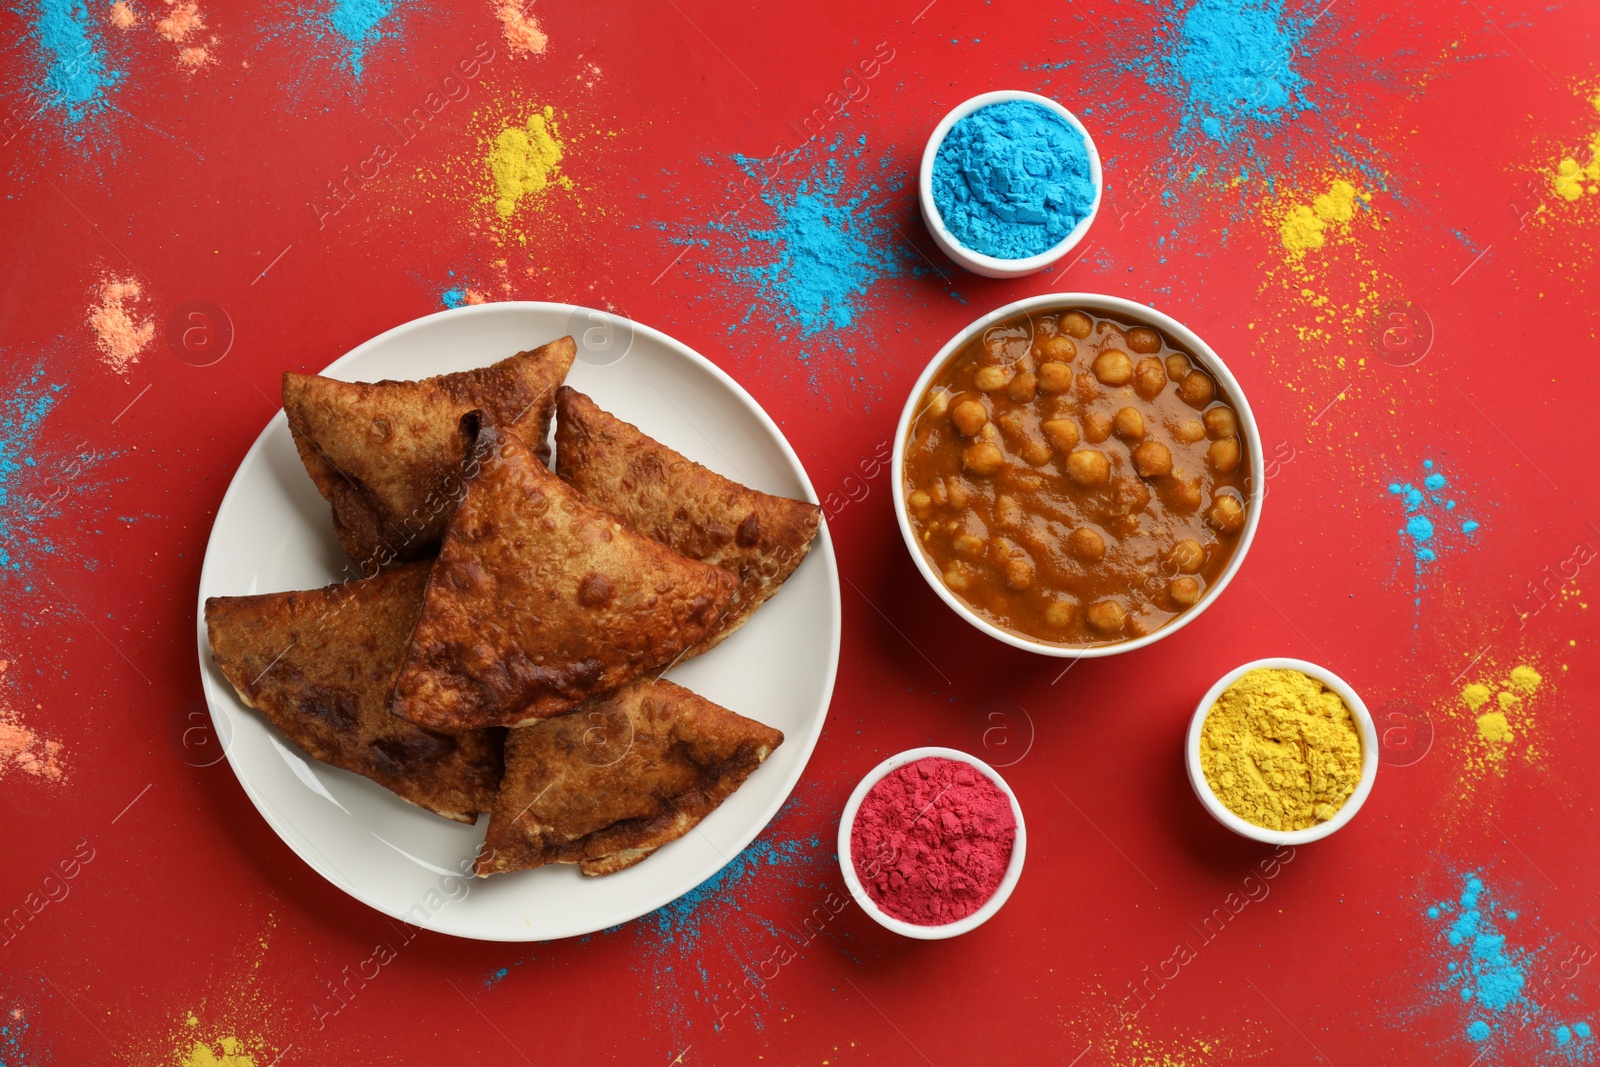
[{"x1": 931, "y1": 100, "x2": 1096, "y2": 260}]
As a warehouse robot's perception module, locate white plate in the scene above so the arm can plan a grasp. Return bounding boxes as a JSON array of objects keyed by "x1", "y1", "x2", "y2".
[{"x1": 195, "y1": 302, "x2": 841, "y2": 941}]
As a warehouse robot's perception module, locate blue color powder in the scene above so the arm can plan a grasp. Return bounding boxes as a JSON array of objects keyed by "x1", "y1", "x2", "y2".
[
  {"x1": 327, "y1": 0, "x2": 394, "y2": 79},
  {"x1": 931, "y1": 100, "x2": 1095, "y2": 259},
  {"x1": 0, "y1": 368, "x2": 65, "y2": 573},
  {"x1": 32, "y1": 0, "x2": 122, "y2": 124},
  {"x1": 1140, "y1": 0, "x2": 1316, "y2": 145},
  {"x1": 1468, "y1": 1019, "x2": 1491, "y2": 1041},
  {"x1": 1386, "y1": 457, "x2": 1481, "y2": 577},
  {"x1": 441, "y1": 287, "x2": 468, "y2": 308}
]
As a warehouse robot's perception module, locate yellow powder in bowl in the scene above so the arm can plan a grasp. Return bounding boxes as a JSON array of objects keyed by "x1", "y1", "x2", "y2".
[{"x1": 1199, "y1": 667, "x2": 1364, "y2": 831}]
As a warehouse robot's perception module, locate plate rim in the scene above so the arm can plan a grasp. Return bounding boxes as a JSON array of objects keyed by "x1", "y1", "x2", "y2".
[{"x1": 194, "y1": 301, "x2": 842, "y2": 941}]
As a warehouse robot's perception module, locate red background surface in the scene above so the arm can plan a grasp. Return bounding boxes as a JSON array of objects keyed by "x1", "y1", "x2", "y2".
[{"x1": 3, "y1": 0, "x2": 1599, "y2": 1063}]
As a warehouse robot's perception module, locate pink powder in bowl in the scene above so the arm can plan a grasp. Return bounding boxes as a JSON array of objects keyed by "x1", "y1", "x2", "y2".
[{"x1": 849, "y1": 756, "x2": 1016, "y2": 926}]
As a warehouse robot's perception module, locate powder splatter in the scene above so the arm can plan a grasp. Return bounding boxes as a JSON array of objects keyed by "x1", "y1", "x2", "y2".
[
  {"x1": 86, "y1": 276, "x2": 154, "y2": 375},
  {"x1": 0, "y1": 660, "x2": 67, "y2": 782},
  {"x1": 493, "y1": 0, "x2": 546, "y2": 56},
  {"x1": 1416, "y1": 872, "x2": 1596, "y2": 1057},
  {"x1": 31, "y1": 0, "x2": 124, "y2": 123},
  {"x1": 108, "y1": 0, "x2": 137, "y2": 28},
  {"x1": 1460, "y1": 663, "x2": 1542, "y2": 765},
  {"x1": 489, "y1": 105, "x2": 569, "y2": 218},
  {"x1": 0, "y1": 365, "x2": 66, "y2": 574},
  {"x1": 155, "y1": 0, "x2": 203, "y2": 41},
  {"x1": 138, "y1": 914, "x2": 287, "y2": 1065},
  {"x1": 326, "y1": 0, "x2": 393, "y2": 80},
  {"x1": 0, "y1": 992, "x2": 44, "y2": 1065},
  {"x1": 177, "y1": 44, "x2": 215, "y2": 69},
  {"x1": 1276, "y1": 177, "x2": 1367, "y2": 256},
  {"x1": 1385, "y1": 459, "x2": 1482, "y2": 610},
  {"x1": 440, "y1": 286, "x2": 487, "y2": 308},
  {"x1": 1550, "y1": 90, "x2": 1600, "y2": 203}
]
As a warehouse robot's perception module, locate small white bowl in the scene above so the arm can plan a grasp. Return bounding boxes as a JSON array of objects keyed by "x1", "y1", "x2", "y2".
[
  {"x1": 837, "y1": 747, "x2": 1026, "y2": 940},
  {"x1": 1186, "y1": 658, "x2": 1380, "y2": 845},
  {"x1": 891, "y1": 292, "x2": 1265, "y2": 659},
  {"x1": 918, "y1": 90, "x2": 1103, "y2": 278}
]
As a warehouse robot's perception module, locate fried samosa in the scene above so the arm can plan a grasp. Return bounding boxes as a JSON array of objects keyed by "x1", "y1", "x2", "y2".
[
  {"x1": 389, "y1": 418, "x2": 740, "y2": 731},
  {"x1": 554, "y1": 387, "x2": 822, "y2": 653},
  {"x1": 475, "y1": 678, "x2": 783, "y2": 877},
  {"x1": 204, "y1": 562, "x2": 503, "y2": 824},
  {"x1": 283, "y1": 336, "x2": 576, "y2": 571}
]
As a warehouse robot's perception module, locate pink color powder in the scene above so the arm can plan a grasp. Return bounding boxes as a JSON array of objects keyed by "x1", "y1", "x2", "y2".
[
  {"x1": 0, "y1": 663, "x2": 66, "y2": 783},
  {"x1": 850, "y1": 756, "x2": 1015, "y2": 926},
  {"x1": 494, "y1": 1, "x2": 548, "y2": 56}
]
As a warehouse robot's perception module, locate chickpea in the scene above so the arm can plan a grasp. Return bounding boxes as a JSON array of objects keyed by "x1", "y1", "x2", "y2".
[
  {"x1": 1174, "y1": 419, "x2": 1206, "y2": 444},
  {"x1": 1009, "y1": 471, "x2": 1044, "y2": 491},
  {"x1": 1208, "y1": 493, "x2": 1246, "y2": 533},
  {"x1": 1069, "y1": 526, "x2": 1106, "y2": 562},
  {"x1": 943, "y1": 562, "x2": 972, "y2": 592},
  {"x1": 963, "y1": 442, "x2": 1004, "y2": 476},
  {"x1": 1203, "y1": 405, "x2": 1239, "y2": 439},
  {"x1": 1178, "y1": 370, "x2": 1216, "y2": 408},
  {"x1": 996, "y1": 410, "x2": 1029, "y2": 443},
  {"x1": 1165, "y1": 354, "x2": 1191, "y2": 381},
  {"x1": 1170, "y1": 577, "x2": 1202, "y2": 607},
  {"x1": 1127, "y1": 327, "x2": 1163, "y2": 354},
  {"x1": 974, "y1": 366, "x2": 1011, "y2": 392},
  {"x1": 1007, "y1": 370, "x2": 1038, "y2": 403},
  {"x1": 979, "y1": 421, "x2": 1000, "y2": 444},
  {"x1": 1131, "y1": 441, "x2": 1173, "y2": 478},
  {"x1": 1041, "y1": 418, "x2": 1080, "y2": 452},
  {"x1": 1067, "y1": 449, "x2": 1110, "y2": 486},
  {"x1": 1086, "y1": 599, "x2": 1126, "y2": 633},
  {"x1": 947, "y1": 478, "x2": 971, "y2": 508},
  {"x1": 1093, "y1": 348, "x2": 1134, "y2": 386},
  {"x1": 930, "y1": 479, "x2": 949, "y2": 506},
  {"x1": 1169, "y1": 539, "x2": 1206, "y2": 574},
  {"x1": 1037, "y1": 362, "x2": 1073, "y2": 394},
  {"x1": 952, "y1": 532, "x2": 984, "y2": 557},
  {"x1": 925, "y1": 389, "x2": 950, "y2": 418},
  {"x1": 1004, "y1": 558, "x2": 1034, "y2": 591},
  {"x1": 994, "y1": 495, "x2": 1024, "y2": 528},
  {"x1": 1083, "y1": 411, "x2": 1112, "y2": 443},
  {"x1": 950, "y1": 399, "x2": 988, "y2": 436},
  {"x1": 1133, "y1": 357, "x2": 1167, "y2": 399},
  {"x1": 1113, "y1": 406, "x2": 1145, "y2": 440},
  {"x1": 1044, "y1": 599, "x2": 1076, "y2": 628},
  {"x1": 1169, "y1": 475, "x2": 1202, "y2": 512},
  {"x1": 908, "y1": 490, "x2": 933, "y2": 518},
  {"x1": 1039, "y1": 334, "x2": 1077, "y2": 360},
  {"x1": 1207, "y1": 437, "x2": 1241, "y2": 473},
  {"x1": 1020, "y1": 438, "x2": 1053, "y2": 466},
  {"x1": 1061, "y1": 311, "x2": 1093, "y2": 339}
]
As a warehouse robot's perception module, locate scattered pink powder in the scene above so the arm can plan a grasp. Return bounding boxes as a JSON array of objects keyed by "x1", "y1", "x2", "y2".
[
  {"x1": 87, "y1": 275, "x2": 154, "y2": 374},
  {"x1": 850, "y1": 756, "x2": 1016, "y2": 926},
  {"x1": 155, "y1": 0, "x2": 203, "y2": 41},
  {"x1": 464, "y1": 289, "x2": 488, "y2": 305},
  {"x1": 178, "y1": 43, "x2": 215, "y2": 69},
  {"x1": 0, "y1": 663, "x2": 66, "y2": 783},
  {"x1": 109, "y1": 1, "x2": 138, "y2": 28},
  {"x1": 494, "y1": 1, "x2": 548, "y2": 56}
]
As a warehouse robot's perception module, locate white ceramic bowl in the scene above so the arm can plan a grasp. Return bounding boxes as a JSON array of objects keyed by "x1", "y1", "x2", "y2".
[
  {"x1": 918, "y1": 90, "x2": 1103, "y2": 278},
  {"x1": 892, "y1": 292, "x2": 1265, "y2": 659},
  {"x1": 837, "y1": 747, "x2": 1026, "y2": 940},
  {"x1": 1186, "y1": 658, "x2": 1380, "y2": 845}
]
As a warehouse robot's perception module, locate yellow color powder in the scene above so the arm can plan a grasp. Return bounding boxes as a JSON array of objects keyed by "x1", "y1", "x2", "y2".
[
  {"x1": 180, "y1": 1037, "x2": 254, "y2": 1067},
  {"x1": 1278, "y1": 178, "x2": 1365, "y2": 255},
  {"x1": 1461, "y1": 682, "x2": 1493, "y2": 710},
  {"x1": 1477, "y1": 711, "x2": 1514, "y2": 748},
  {"x1": 1551, "y1": 92, "x2": 1600, "y2": 202},
  {"x1": 1460, "y1": 662, "x2": 1543, "y2": 762},
  {"x1": 488, "y1": 106, "x2": 570, "y2": 218},
  {"x1": 1198, "y1": 668, "x2": 1364, "y2": 831},
  {"x1": 1508, "y1": 665, "x2": 1542, "y2": 693}
]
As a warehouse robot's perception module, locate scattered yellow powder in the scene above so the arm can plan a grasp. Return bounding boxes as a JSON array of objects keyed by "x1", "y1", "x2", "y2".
[
  {"x1": 1477, "y1": 711, "x2": 1514, "y2": 748},
  {"x1": 1551, "y1": 92, "x2": 1600, "y2": 202},
  {"x1": 488, "y1": 105, "x2": 570, "y2": 218},
  {"x1": 494, "y1": 0, "x2": 548, "y2": 56},
  {"x1": 180, "y1": 1037, "x2": 254, "y2": 1067},
  {"x1": 1278, "y1": 178, "x2": 1366, "y2": 255},
  {"x1": 109, "y1": 1, "x2": 137, "y2": 28},
  {"x1": 1198, "y1": 668, "x2": 1364, "y2": 831},
  {"x1": 1461, "y1": 682, "x2": 1493, "y2": 710},
  {"x1": 1508, "y1": 665, "x2": 1543, "y2": 693},
  {"x1": 87, "y1": 276, "x2": 154, "y2": 374},
  {"x1": 1459, "y1": 662, "x2": 1544, "y2": 765},
  {"x1": 155, "y1": 0, "x2": 203, "y2": 41}
]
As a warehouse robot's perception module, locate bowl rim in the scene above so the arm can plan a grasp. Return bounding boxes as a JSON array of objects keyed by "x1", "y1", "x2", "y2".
[
  {"x1": 890, "y1": 292, "x2": 1266, "y2": 658},
  {"x1": 1185, "y1": 657, "x2": 1381, "y2": 845},
  {"x1": 836, "y1": 746, "x2": 1027, "y2": 940},
  {"x1": 917, "y1": 90, "x2": 1104, "y2": 278}
]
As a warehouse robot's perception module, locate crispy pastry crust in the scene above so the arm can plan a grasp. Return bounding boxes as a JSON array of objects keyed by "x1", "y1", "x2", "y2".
[
  {"x1": 554, "y1": 387, "x2": 822, "y2": 653},
  {"x1": 475, "y1": 678, "x2": 783, "y2": 877},
  {"x1": 389, "y1": 420, "x2": 740, "y2": 730},
  {"x1": 203, "y1": 563, "x2": 504, "y2": 823},
  {"x1": 283, "y1": 336, "x2": 576, "y2": 571}
]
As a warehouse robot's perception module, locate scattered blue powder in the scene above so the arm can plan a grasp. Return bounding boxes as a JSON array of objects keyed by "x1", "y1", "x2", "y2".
[
  {"x1": 31, "y1": 0, "x2": 122, "y2": 124},
  {"x1": 930, "y1": 100, "x2": 1096, "y2": 259},
  {"x1": 1467, "y1": 1019, "x2": 1491, "y2": 1041},
  {"x1": 1385, "y1": 457, "x2": 1482, "y2": 592},
  {"x1": 0, "y1": 367, "x2": 65, "y2": 573},
  {"x1": 327, "y1": 0, "x2": 394, "y2": 79},
  {"x1": 1138, "y1": 0, "x2": 1316, "y2": 146},
  {"x1": 441, "y1": 287, "x2": 468, "y2": 308}
]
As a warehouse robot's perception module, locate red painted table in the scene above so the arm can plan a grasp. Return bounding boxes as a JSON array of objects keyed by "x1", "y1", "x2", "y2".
[{"x1": 3, "y1": 0, "x2": 1599, "y2": 1063}]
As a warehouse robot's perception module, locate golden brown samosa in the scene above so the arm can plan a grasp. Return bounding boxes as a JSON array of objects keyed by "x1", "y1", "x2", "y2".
[
  {"x1": 474, "y1": 678, "x2": 783, "y2": 877},
  {"x1": 204, "y1": 563, "x2": 503, "y2": 824},
  {"x1": 389, "y1": 418, "x2": 740, "y2": 731},
  {"x1": 283, "y1": 336, "x2": 576, "y2": 572},
  {"x1": 554, "y1": 387, "x2": 822, "y2": 653}
]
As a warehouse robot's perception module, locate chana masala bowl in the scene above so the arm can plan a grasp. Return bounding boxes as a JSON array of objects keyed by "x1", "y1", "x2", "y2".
[{"x1": 892, "y1": 294, "x2": 1264, "y2": 657}]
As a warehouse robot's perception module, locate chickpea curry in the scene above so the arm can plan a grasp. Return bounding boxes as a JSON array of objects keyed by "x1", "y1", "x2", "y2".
[{"x1": 903, "y1": 307, "x2": 1251, "y2": 646}]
